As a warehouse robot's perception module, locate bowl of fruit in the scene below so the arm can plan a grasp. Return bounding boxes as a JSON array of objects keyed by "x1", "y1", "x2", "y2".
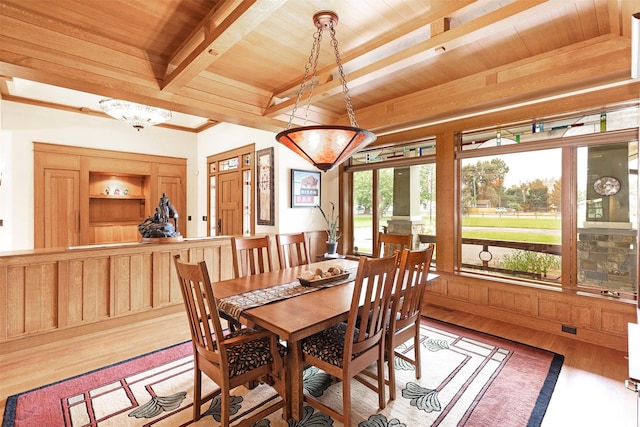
[{"x1": 298, "y1": 265, "x2": 349, "y2": 286}]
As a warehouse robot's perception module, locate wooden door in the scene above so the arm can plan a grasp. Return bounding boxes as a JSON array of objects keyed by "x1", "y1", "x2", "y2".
[
  {"x1": 44, "y1": 169, "x2": 80, "y2": 248},
  {"x1": 158, "y1": 175, "x2": 184, "y2": 235},
  {"x1": 218, "y1": 171, "x2": 243, "y2": 235},
  {"x1": 207, "y1": 144, "x2": 254, "y2": 236}
]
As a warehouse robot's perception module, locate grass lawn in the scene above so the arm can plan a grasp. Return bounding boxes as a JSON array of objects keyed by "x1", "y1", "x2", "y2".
[
  {"x1": 353, "y1": 213, "x2": 561, "y2": 244},
  {"x1": 461, "y1": 216, "x2": 561, "y2": 229},
  {"x1": 353, "y1": 215, "x2": 394, "y2": 228},
  {"x1": 462, "y1": 230, "x2": 560, "y2": 244},
  {"x1": 354, "y1": 214, "x2": 560, "y2": 230}
]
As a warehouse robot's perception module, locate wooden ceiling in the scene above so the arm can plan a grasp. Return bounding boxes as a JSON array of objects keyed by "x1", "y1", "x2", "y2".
[{"x1": 0, "y1": 0, "x2": 638, "y2": 141}]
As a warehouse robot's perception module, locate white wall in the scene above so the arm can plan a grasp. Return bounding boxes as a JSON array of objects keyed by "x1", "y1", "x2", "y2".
[
  {"x1": 0, "y1": 100, "x2": 338, "y2": 251},
  {"x1": 0, "y1": 100, "x2": 198, "y2": 251},
  {"x1": 196, "y1": 123, "x2": 336, "y2": 237}
]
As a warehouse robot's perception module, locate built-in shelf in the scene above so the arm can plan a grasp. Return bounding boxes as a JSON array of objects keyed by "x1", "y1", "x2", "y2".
[
  {"x1": 89, "y1": 173, "x2": 148, "y2": 226},
  {"x1": 90, "y1": 195, "x2": 146, "y2": 200}
]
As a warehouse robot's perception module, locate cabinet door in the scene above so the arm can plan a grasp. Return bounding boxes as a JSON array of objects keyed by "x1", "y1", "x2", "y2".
[
  {"x1": 44, "y1": 169, "x2": 80, "y2": 248},
  {"x1": 157, "y1": 175, "x2": 184, "y2": 235}
]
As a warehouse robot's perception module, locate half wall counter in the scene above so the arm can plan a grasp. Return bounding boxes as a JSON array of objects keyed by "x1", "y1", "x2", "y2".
[{"x1": 0, "y1": 237, "x2": 234, "y2": 349}]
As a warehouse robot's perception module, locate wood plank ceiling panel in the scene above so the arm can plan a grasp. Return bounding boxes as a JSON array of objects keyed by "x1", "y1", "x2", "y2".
[{"x1": 0, "y1": 0, "x2": 635, "y2": 136}]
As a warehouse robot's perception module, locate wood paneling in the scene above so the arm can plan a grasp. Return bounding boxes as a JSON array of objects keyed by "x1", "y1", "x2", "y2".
[
  {"x1": 87, "y1": 157, "x2": 152, "y2": 175},
  {"x1": 0, "y1": 233, "x2": 335, "y2": 349},
  {"x1": 34, "y1": 143, "x2": 186, "y2": 247},
  {"x1": 90, "y1": 224, "x2": 140, "y2": 244},
  {"x1": 424, "y1": 273, "x2": 637, "y2": 351},
  {"x1": 1, "y1": 1, "x2": 635, "y2": 136},
  {"x1": 0, "y1": 237, "x2": 232, "y2": 346},
  {"x1": 67, "y1": 257, "x2": 111, "y2": 324}
]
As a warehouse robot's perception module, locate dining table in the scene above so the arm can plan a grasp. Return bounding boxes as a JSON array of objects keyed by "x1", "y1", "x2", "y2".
[
  {"x1": 213, "y1": 257, "x2": 439, "y2": 422},
  {"x1": 213, "y1": 258, "x2": 359, "y2": 421}
]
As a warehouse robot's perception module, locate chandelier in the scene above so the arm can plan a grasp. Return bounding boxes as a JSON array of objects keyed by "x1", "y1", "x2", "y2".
[
  {"x1": 275, "y1": 11, "x2": 376, "y2": 172},
  {"x1": 99, "y1": 98, "x2": 172, "y2": 131}
]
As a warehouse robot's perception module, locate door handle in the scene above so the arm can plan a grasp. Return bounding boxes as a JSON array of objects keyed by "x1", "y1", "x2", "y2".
[{"x1": 217, "y1": 218, "x2": 222, "y2": 234}]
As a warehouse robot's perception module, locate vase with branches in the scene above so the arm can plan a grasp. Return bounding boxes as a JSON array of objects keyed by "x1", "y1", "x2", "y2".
[{"x1": 317, "y1": 203, "x2": 341, "y2": 254}]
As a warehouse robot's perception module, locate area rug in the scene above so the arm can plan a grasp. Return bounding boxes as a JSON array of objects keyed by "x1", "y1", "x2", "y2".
[{"x1": 3, "y1": 317, "x2": 563, "y2": 427}]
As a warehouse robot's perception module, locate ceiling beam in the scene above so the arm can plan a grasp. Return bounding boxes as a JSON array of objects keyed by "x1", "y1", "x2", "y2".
[
  {"x1": 0, "y1": 93, "x2": 200, "y2": 132},
  {"x1": 162, "y1": 0, "x2": 285, "y2": 92},
  {"x1": 263, "y1": 0, "x2": 549, "y2": 119},
  {"x1": 268, "y1": 0, "x2": 478, "y2": 103},
  {"x1": 374, "y1": 80, "x2": 640, "y2": 145},
  {"x1": 359, "y1": 36, "x2": 631, "y2": 134}
]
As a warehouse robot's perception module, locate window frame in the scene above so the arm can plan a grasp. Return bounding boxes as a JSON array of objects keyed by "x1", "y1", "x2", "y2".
[
  {"x1": 344, "y1": 153, "x2": 436, "y2": 256},
  {"x1": 456, "y1": 128, "x2": 638, "y2": 297},
  {"x1": 343, "y1": 127, "x2": 637, "y2": 301}
]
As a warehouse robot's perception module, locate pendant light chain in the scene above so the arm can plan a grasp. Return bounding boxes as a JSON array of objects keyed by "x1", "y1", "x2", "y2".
[
  {"x1": 287, "y1": 26, "x2": 324, "y2": 130},
  {"x1": 287, "y1": 15, "x2": 359, "y2": 129},
  {"x1": 329, "y1": 26, "x2": 358, "y2": 128},
  {"x1": 275, "y1": 10, "x2": 376, "y2": 172}
]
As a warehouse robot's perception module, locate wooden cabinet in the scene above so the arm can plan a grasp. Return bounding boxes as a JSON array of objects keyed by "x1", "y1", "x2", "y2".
[
  {"x1": 34, "y1": 143, "x2": 186, "y2": 248},
  {"x1": 88, "y1": 173, "x2": 149, "y2": 244},
  {"x1": 43, "y1": 169, "x2": 80, "y2": 248},
  {"x1": 156, "y1": 163, "x2": 186, "y2": 236}
]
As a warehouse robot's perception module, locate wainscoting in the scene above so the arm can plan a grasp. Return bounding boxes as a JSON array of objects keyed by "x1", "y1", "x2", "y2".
[
  {"x1": 1, "y1": 235, "x2": 634, "y2": 353},
  {"x1": 424, "y1": 272, "x2": 637, "y2": 352},
  {"x1": 0, "y1": 231, "x2": 330, "y2": 353}
]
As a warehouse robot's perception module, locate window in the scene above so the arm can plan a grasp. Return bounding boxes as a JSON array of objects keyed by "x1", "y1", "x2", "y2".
[
  {"x1": 344, "y1": 105, "x2": 637, "y2": 300},
  {"x1": 348, "y1": 140, "x2": 436, "y2": 256},
  {"x1": 458, "y1": 106, "x2": 638, "y2": 296},
  {"x1": 459, "y1": 148, "x2": 562, "y2": 283},
  {"x1": 353, "y1": 170, "x2": 373, "y2": 253},
  {"x1": 576, "y1": 139, "x2": 638, "y2": 298},
  {"x1": 460, "y1": 109, "x2": 634, "y2": 151}
]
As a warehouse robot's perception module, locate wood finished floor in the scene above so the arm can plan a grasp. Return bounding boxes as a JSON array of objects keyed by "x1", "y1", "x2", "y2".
[{"x1": 1, "y1": 308, "x2": 637, "y2": 426}]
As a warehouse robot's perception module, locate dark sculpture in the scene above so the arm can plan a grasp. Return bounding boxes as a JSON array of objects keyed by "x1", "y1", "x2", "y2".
[{"x1": 138, "y1": 193, "x2": 181, "y2": 238}]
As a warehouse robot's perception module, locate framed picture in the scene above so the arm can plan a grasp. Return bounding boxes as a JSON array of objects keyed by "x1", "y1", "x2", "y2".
[
  {"x1": 291, "y1": 169, "x2": 321, "y2": 208},
  {"x1": 256, "y1": 147, "x2": 274, "y2": 225}
]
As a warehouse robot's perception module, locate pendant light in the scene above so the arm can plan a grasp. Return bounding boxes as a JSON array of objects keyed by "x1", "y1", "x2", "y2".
[{"x1": 275, "y1": 11, "x2": 376, "y2": 171}]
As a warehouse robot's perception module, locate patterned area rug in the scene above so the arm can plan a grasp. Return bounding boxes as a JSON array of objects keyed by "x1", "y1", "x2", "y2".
[{"x1": 3, "y1": 317, "x2": 563, "y2": 427}]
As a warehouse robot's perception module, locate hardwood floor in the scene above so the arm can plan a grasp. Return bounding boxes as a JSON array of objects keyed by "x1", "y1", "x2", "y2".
[{"x1": 1, "y1": 307, "x2": 637, "y2": 426}]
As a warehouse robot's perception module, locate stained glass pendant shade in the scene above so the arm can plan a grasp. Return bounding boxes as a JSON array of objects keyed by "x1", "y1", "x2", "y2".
[{"x1": 275, "y1": 11, "x2": 376, "y2": 171}]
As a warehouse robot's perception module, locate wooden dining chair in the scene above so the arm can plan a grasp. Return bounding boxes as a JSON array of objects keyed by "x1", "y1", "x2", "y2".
[
  {"x1": 173, "y1": 254, "x2": 288, "y2": 426},
  {"x1": 231, "y1": 235, "x2": 274, "y2": 278},
  {"x1": 375, "y1": 232, "x2": 413, "y2": 257},
  {"x1": 300, "y1": 254, "x2": 398, "y2": 426},
  {"x1": 276, "y1": 232, "x2": 310, "y2": 269},
  {"x1": 386, "y1": 244, "x2": 434, "y2": 400}
]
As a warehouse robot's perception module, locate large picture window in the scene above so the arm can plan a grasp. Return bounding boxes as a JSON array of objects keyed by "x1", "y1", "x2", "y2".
[
  {"x1": 344, "y1": 107, "x2": 637, "y2": 301},
  {"x1": 457, "y1": 108, "x2": 638, "y2": 296},
  {"x1": 459, "y1": 148, "x2": 562, "y2": 283}
]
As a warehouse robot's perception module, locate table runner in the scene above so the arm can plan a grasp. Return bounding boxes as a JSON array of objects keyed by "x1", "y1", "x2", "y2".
[{"x1": 217, "y1": 269, "x2": 356, "y2": 321}]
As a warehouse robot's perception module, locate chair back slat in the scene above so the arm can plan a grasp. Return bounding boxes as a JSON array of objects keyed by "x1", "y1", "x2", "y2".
[
  {"x1": 347, "y1": 254, "x2": 398, "y2": 357},
  {"x1": 231, "y1": 235, "x2": 274, "y2": 278},
  {"x1": 375, "y1": 232, "x2": 412, "y2": 258},
  {"x1": 276, "y1": 232, "x2": 310, "y2": 268}
]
